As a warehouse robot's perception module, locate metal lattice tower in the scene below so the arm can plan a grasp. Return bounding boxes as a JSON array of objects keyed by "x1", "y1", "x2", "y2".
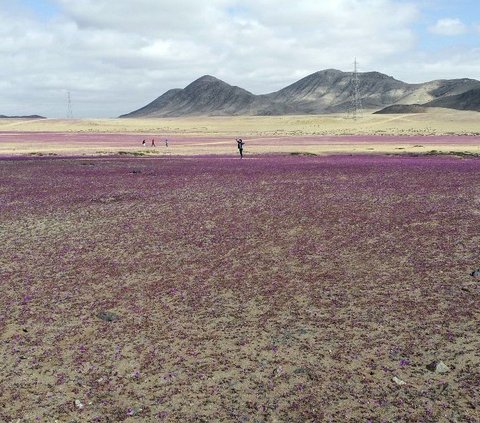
[
  {"x1": 349, "y1": 58, "x2": 362, "y2": 120},
  {"x1": 66, "y1": 91, "x2": 73, "y2": 119}
]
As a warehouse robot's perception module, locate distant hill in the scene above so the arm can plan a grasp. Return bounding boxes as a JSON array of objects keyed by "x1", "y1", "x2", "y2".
[
  {"x1": 0, "y1": 114, "x2": 46, "y2": 119},
  {"x1": 120, "y1": 70, "x2": 480, "y2": 117}
]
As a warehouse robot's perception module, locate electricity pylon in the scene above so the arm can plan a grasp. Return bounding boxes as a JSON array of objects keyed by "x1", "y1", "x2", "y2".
[{"x1": 349, "y1": 58, "x2": 362, "y2": 120}]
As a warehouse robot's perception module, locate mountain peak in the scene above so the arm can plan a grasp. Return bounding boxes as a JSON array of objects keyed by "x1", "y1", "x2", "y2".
[
  {"x1": 184, "y1": 75, "x2": 231, "y2": 92},
  {"x1": 317, "y1": 69, "x2": 343, "y2": 74},
  {"x1": 193, "y1": 75, "x2": 224, "y2": 84}
]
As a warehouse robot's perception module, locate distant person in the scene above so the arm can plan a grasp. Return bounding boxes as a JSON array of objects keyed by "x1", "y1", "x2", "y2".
[
  {"x1": 151, "y1": 138, "x2": 156, "y2": 147},
  {"x1": 236, "y1": 138, "x2": 245, "y2": 158},
  {"x1": 142, "y1": 139, "x2": 146, "y2": 147},
  {"x1": 165, "y1": 139, "x2": 168, "y2": 147}
]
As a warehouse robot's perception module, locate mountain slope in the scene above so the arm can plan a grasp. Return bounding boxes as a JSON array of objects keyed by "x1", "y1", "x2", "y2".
[
  {"x1": 423, "y1": 88, "x2": 480, "y2": 111},
  {"x1": 395, "y1": 78, "x2": 480, "y2": 105}
]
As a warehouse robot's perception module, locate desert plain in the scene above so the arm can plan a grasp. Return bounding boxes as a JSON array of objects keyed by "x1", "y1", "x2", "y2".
[
  {"x1": 0, "y1": 108, "x2": 479, "y2": 157},
  {"x1": 0, "y1": 110, "x2": 479, "y2": 422}
]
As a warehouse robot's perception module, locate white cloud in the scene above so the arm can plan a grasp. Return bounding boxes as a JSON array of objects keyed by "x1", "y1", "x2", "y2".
[
  {"x1": 0, "y1": 1, "x2": 478, "y2": 117},
  {"x1": 429, "y1": 18, "x2": 467, "y2": 36}
]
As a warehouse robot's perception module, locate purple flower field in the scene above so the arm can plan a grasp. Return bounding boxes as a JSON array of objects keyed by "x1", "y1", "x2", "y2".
[
  {"x1": 0, "y1": 154, "x2": 479, "y2": 422},
  {"x1": 1, "y1": 131, "x2": 479, "y2": 157}
]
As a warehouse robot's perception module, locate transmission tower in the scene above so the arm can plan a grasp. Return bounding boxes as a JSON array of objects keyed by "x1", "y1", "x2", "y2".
[
  {"x1": 66, "y1": 91, "x2": 73, "y2": 119},
  {"x1": 349, "y1": 58, "x2": 362, "y2": 120}
]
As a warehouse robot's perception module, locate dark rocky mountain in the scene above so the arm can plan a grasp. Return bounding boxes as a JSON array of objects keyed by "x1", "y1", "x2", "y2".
[
  {"x1": 373, "y1": 104, "x2": 428, "y2": 114},
  {"x1": 121, "y1": 75, "x2": 257, "y2": 117},
  {"x1": 0, "y1": 114, "x2": 46, "y2": 119},
  {"x1": 120, "y1": 70, "x2": 480, "y2": 117}
]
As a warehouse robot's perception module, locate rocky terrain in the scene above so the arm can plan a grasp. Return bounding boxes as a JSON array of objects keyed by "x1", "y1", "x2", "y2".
[{"x1": 121, "y1": 70, "x2": 480, "y2": 118}]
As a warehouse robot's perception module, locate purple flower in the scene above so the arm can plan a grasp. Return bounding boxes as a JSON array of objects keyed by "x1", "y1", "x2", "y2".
[{"x1": 21, "y1": 295, "x2": 32, "y2": 305}]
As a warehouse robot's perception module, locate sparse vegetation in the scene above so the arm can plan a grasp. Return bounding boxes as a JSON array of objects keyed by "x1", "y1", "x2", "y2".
[
  {"x1": 290, "y1": 151, "x2": 318, "y2": 156},
  {"x1": 117, "y1": 151, "x2": 146, "y2": 156},
  {"x1": 27, "y1": 152, "x2": 58, "y2": 156},
  {"x1": 425, "y1": 150, "x2": 480, "y2": 157}
]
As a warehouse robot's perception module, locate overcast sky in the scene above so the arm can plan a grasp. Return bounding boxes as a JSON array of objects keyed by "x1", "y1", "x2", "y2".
[{"x1": 1, "y1": 0, "x2": 479, "y2": 118}]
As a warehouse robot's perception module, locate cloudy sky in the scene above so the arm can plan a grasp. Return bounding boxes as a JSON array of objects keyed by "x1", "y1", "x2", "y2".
[{"x1": 1, "y1": 0, "x2": 479, "y2": 117}]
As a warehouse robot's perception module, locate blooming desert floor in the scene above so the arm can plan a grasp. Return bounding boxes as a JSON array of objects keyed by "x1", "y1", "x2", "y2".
[{"x1": 1, "y1": 154, "x2": 479, "y2": 422}]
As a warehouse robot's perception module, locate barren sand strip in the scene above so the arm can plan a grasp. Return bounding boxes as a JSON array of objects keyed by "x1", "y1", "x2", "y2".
[{"x1": 1, "y1": 109, "x2": 480, "y2": 136}]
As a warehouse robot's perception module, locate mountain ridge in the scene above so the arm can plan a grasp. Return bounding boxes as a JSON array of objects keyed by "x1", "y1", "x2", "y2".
[{"x1": 120, "y1": 70, "x2": 480, "y2": 117}]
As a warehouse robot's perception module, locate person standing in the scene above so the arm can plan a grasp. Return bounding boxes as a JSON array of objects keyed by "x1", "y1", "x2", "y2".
[
  {"x1": 151, "y1": 138, "x2": 156, "y2": 147},
  {"x1": 165, "y1": 139, "x2": 168, "y2": 147},
  {"x1": 236, "y1": 138, "x2": 245, "y2": 158},
  {"x1": 142, "y1": 139, "x2": 146, "y2": 147}
]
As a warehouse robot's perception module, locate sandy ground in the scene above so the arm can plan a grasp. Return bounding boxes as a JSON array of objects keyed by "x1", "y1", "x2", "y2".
[{"x1": 0, "y1": 109, "x2": 479, "y2": 157}]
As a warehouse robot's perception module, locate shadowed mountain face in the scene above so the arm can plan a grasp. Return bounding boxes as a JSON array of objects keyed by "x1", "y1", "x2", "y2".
[{"x1": 120, "y1": 70, "x2": 480, "y2": 117}]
